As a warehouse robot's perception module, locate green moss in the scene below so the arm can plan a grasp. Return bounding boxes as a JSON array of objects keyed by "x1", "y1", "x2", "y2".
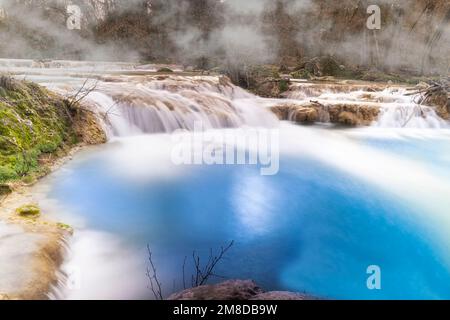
[
  {"x1": 278, "y1": 79, "x2": 290, "y2": 93},
  {"x1": 15, "y1": 204, "x2": 41, "y2": 218},
  {"x1": 0, "y1": 76, "x2": 77, "y2": 183},
  {"x1": 0, "y1": 166, "x2": 17, "y2": 181},
  {"x1": 157, "y1": 67, "x2": 174, "y2": 73},
  {"x1": 56, "y1": 222, "x2": 74, "y2": 233},
  {"x1": 291, "y1": 69, "x2": 311, "y2": 79}
]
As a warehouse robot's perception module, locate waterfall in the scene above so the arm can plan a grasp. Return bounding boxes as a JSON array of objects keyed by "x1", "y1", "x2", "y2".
[
  {"x1": 0, "y1": 58, "x2": 278, "y2": 138},
  {"x1": 81, "y1": 76, "x2": 278, "y2": 137},
  {"x1": 372, "y1": 88, "x2": 448, "y2": 128},
  {"x1": 1, "y1": 58, "x2": 447, "y2": 131},
  {"x1": 285, "y1": 83, "x2": 448, "y2": 128}
]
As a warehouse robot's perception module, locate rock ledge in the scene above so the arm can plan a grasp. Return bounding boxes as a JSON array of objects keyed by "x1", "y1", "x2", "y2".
[{"x1": 168, "y1": 280, "x2": 315, "y2": 301}]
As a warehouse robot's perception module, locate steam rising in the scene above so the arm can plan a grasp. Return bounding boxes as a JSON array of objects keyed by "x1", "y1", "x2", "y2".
[{"x1": 0, "y1": 0, "x2": 449, "y2": 74}]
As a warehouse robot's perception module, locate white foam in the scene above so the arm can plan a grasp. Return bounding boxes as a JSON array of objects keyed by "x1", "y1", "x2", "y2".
[{"x1": 56, "y1": 230, "x2": 148, "y2": 300}]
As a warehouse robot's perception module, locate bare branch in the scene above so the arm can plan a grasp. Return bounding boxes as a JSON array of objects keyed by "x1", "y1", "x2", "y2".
[
  {"x1": 191, "y1": 241, "x2": 234, "y2": 287},
  {"x1": 146, "y1": 245, "x2": 163, "y2": 300}
]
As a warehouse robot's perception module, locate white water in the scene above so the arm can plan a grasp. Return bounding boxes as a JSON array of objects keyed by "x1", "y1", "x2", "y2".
[
  {"x1": 0, "y1": 222, "x2": 44, "y2": 295},
  {"x1": 82, "y1": 79, "x2": 278, "y2": 137},
  {"x1": 2, "y1": 58, "x2": 447, "y2": 133},
  {"x1": 285, "y1": 83, "x2": 448, "y2": 128},
  {"x1": 1, "y1": 60, "x2": 277, "y2": 136}
]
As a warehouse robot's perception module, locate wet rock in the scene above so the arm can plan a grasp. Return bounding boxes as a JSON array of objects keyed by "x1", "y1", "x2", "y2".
[
  {"x1": 423, "y1": 90, "x2": 450, "y2": 120},
  {"x1": 256, "y1": 81, "x2": 284, "y2": 98},
  {"x1": 168, "y1": 280, "x2": 313, "y2": 301},
  {"x1": 226, "y1": 65, "x2": 292, "y2": 98},
  {"x1": 270, "y1": 105, "x2": 291, "y2": 120},
  {"x1": 72, "y1": 108, "x2": 107, "y2": 145},
  {"x1": 270, "y1": 102, "x2": 380, "y2": 126},
  {"x1": 15, "y1": 204, "x2": 41, "y2": 218},
  {"x1": 168, "y1": 280, "x2": 263, "y2": 300},
  {"x1": 270, "y1": 104, "x2": 318, "y2": 123},
  {"x1": 338, "y1": 111, "x2": 359, "y2": 126},
  {"x1": 293, "y1": 107, "x2": 319, "y2": 123},
  {"x1": 327, "y1": 103, "x2": 380, "y2": 126}
]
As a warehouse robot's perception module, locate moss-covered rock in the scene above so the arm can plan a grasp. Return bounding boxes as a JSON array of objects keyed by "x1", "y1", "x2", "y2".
[
  {"x1": 157, "y1": 67, "x2": 174, "y2": 73},
  {"x1": 0, "y1": 76, "x2": 77, "y2": 183},
  {"x1": 15, "y1": 204, "x2": 41, "y2": 218},
  {"x1": 278, "y1": 79, "x2": 290, "y2": 93},
  {"x1": 290, "y1": 69, "x2": 312, "y2": 80},
  {"x1": 56, "y1": 222, "x2": 74, "y2": 234},
  {"x1": 71, "y1": 109, "x2": 107, "y2": 145}
]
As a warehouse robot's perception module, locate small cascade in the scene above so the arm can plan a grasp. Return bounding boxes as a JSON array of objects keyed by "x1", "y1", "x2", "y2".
[
  {"x1": 82, "y1": 76, "x2": 278, "y2": 137},
  {"x1": 372, "y1": 88, "x2": 448, "y2": 128},
  {"x1": 0, "y1": 58, "x2": 277, "y2": 137},
  {"x1": 284, "y1": 82, "x2": 389, "y2": 100},
  {"x1": 285, "y1": 83, "x2": 448, "y2": 128},
  {"x1": 1, "y1": 58, "x2": 447, "y2": 131}
]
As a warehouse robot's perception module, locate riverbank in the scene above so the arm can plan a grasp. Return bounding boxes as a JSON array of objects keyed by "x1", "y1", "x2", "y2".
[
  {"x1": 0, "y1": 145, "x2": 82, "y2": 299},
  {"x1": 0, "y1": 76, "x2": 105, "y2": 299}
]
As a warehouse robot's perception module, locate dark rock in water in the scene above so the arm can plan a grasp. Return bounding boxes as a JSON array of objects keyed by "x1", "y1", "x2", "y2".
[
  {"x1": 271, "y1": 105, "x2": 319, "y2": 123},
  {"x1": 0, "y1": 184, "x2": 12, "y2": 196},
  {"x1": 168, "y1": 280, "x2": 314, "y2": 300},
  {"x1": 424, "y1": 89, "x2": 450, "y2": 120}
]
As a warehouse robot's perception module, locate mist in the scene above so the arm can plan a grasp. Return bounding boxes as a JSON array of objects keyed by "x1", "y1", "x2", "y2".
[{"x1": 0, "y1": 0, "x2": 448, "y2": 74}]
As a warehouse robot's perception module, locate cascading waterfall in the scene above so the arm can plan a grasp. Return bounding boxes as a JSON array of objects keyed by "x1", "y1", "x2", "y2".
[
  {"x1": 285, "y1": 83, "x2": 448, "y2": 128},
  {"x1": 372, "y1": 88, "x2": 447, "y2": 128},
  {"x1": 1, "y1": 58, "x2": 280, "y2": 137},
  {"x1": 1, "y1": 58, "x2": 447, "y2": 131},
  {"x1": 82, "y1": 77, "x2": 278, "y2": 137}
]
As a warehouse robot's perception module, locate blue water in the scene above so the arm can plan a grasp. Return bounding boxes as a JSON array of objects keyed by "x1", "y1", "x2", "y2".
[{"x1": 49, "y1": 131, "x2": 450, "y2": 300}]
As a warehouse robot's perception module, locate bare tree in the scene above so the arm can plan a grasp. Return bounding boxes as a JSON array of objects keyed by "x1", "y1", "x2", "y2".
[
  {"x1": 64, "y1": 78, "x2": 99, "y2": 115},
  {"x1": 189, "y1": 241, "x2": 234, "y2": 288},
  {"x1": 65, "y1": 78, "x2": 136, "y2": 124},
  {"x1": 404, "y1": 77, "x2": 450, "y2": 127},
  {"x1": 147, "y1": 240, "x2": 234, "y2": 299}
]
